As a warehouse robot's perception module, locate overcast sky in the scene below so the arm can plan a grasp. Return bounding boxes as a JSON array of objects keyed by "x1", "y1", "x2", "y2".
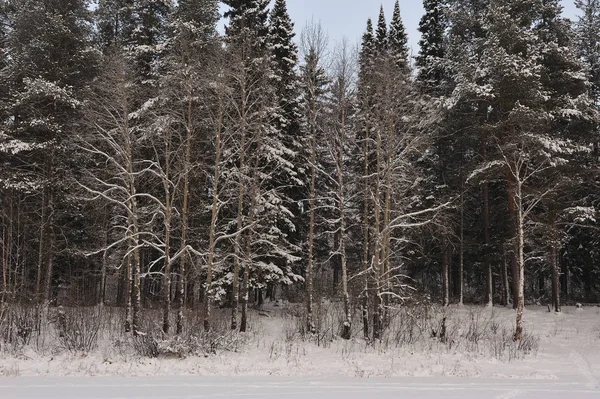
[{"x1": 219, "y1": 1, "x2": 581, "y2": 58}]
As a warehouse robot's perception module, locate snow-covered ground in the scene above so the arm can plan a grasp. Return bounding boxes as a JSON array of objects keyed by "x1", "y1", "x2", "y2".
[{"x1": 0, "y1": 305, "x2": 598, "y2": 397}]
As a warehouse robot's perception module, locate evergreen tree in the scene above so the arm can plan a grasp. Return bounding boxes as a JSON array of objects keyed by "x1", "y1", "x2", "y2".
[
  {"x1": 268, "y1": 0, "x2": 305, "y2": 271},
  {"x1": 375, "y1": 6, "x2": 388, "y2": 53},
  {"x1": 416, "y1": 0, "x2": 447, "y2": 88},
  {"x1": 576, "y1": 0, "x2": 600, "y2": 106},
  {"x1": 129, "y1": 0, "x2": 171, "y2": 84},
  {"x1": 389, "y1": 0, "x2": 410, "y2": 71},
  {"x1": 95, "y1": 0, "x2": 136, "y2": 47},
  {"x1": 224, "y1": 0, "x2": 270, "y2": 41},
  {"x1": 224, "y1": 0, "x2": 301, "y2": 332},
  {"x1": 1, "y1": 0, "x2": 96, "y2": 302},
  {"x1": 355, "y1": 18, "x2": 375, "y2": 339}
]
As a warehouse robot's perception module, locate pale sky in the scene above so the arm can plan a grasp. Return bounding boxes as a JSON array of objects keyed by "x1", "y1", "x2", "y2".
[{"x1": 219, "y1": 1, "x2": 581, "y2": 57}]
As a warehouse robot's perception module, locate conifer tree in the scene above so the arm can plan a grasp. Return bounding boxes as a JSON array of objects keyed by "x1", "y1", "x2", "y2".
[
  {"x1": 224, "y1": 0, "x2": 301, "y2": 332},
  {"x1": 300, "y1": 30, "x2": 329, "y2": 333},
  {"x1": 416, "y1": 0, "x2": 446, "y2": 88},
  {"x1": 375, "y1": 6, "x2": 388, "y2": 54},
  {"x1": 96, "y1": 0, "x2": 136, "y2": 47},
  {"x1": 2, "y1": 0, "x2": 96, "y2": 304},
  {"x1": 389, "y1": 0, "x2": 410, "y2": 71},
  {"x1": 268, "y1": 0, "x2": 305, "y2": 287},
  {"x1": 356, "y1": 18, "x2": 375, "y2": 339}
]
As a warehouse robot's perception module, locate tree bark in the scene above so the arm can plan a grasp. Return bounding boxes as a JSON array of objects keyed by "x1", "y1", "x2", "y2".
[
  {"x1": 483, "y1": 182, "x2": 493, "y2": 307},
  {"x1": 306, "y1": 103, "x2": 317, "y2": 335},
  {"x1": 100, "y1": 209, "x2": 108, "y2": 306},
  {"x1": 204, "y1": 90, "x2": 223, "y2": 333},
  {"x1": 361, "y1": 123, "x2": 370, "y2": 340},
  {"x1": 336, "y1": 85, "x2": 351, "y2": 340},
  {"x1": 42, "y1": 188, "x2": 54, "y2": 304},
  {"x1": 502, "y1": 246, "x2": 511, "y2": 307},
  {"x1": 514, "y1": 179, "x2": 525, "y2": 341},
  {"x1": 372, "y1": 127, "x2": 383, "y2": 341},
  {"x1": 442, "y1": 243, "x2": 450, "y2": 307},
  {"x1": 551, "y1": 220, "x2": 561, "y2": 312},
  {"x1": 506, "y1": 168, "x2": 519, "y2": 309},
  {"x1": 176, "y1": 91, "x2": 195, "y2": 336}
]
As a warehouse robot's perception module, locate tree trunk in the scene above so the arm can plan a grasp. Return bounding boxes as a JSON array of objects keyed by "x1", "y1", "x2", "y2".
[
  {"x1": 360, "y1": 117, "x2": 371, "y2": 340},
  {"x1": 306, "y1": 110, "x2": 317, "y2": 335},
  {"x1": 502, "y1": 246, "x2": 511, "y2": 307},
  {"x1": 36, "y1": 187, "x2": 46, "y2": 303},
  {"x1": 459, "y1": 188, "x2": 464, "y2": 306},
  {"x1": 161, "y1": 200, "x2": 172, "y2": 334},
  {"x1": 336, "y1": 91, "x2": 351, "y2": 340},
  {"x1": 42, "y1": 189, "x2": 54, "y2": 304},
  {"x1": 232, "y1": 90, "x2": 248, "y2": 331},
  {"x1": 204, "y1": 95, "x2": 223, "y2": 333},
  {"x1": 551, "y1": 221, "x2": 561, "y2": 313},
  {"x1": 372, "y1": 128, "x2": 383, "y2": 341},
  {"x1": 442, "y1": 243, "x2": 450, "y2": 307},
  {"x1": 124, "y1": 254, "x2": 132, "y2": 333},
  {"x1": 240, "y1": 109, "x2": 263, "y2": 333},
  {"x1": 176, "y1": 93, "x2": 195, "y2": 335},
  {"x1": 1, "y1": 210, "x2": 7, "y2": 309},
  {"x1": 514, "y1": 180, "x2": 525, "y2": 341},
  {"x1": 483, "y1": 182, "x2": 493, "y2": 307},
  {"x1": 506, "y1": 168, "x2": 519, "y2": 309}
]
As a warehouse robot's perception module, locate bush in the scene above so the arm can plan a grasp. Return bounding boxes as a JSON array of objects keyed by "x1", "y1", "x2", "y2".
[
  {"x1": 53, "y1": 307, "x2": 102, "y2": 353},
  {"x1": 0, "y1": 305, "x2": 38, "y2": 351}
]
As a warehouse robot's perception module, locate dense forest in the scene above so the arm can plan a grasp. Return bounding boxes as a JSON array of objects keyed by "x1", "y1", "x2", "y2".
[{"x1": 0, "y1": 0, "x2": 599, "y2": 342}]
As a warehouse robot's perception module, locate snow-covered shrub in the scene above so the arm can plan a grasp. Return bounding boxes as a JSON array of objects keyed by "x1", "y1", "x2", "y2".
[
  {"x1": 132, "y1": 333, "x2": 160, "y2": 358},
  {"x1": 53, "y1": 307, "x2": 102, "y2": 353},
  {"x1": 0, "y1": 305, "x2": 38, "y2": 352},
  {"x1": 130, "y1": 311, "x2": 246, "y2": 358}
]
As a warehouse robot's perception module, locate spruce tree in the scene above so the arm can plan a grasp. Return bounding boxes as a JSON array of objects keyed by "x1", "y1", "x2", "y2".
[
  {"x1": 356, "y1": 18, "x2": 375, "y2": 339},
  {"x1": 416, "y1": 0, "x2": 447, "y2": 89},
  {"x1": 389, "y1": 0, "x2": 410, "y2": 71},
  {"x1": 375, "y1": 6, "x2": 388, "y2": 54},
  {"x1": 129, "y1": 0, "x2": 171, "y2": 84},
  {"x1": 575, "y1": 0, "x2": 600, "y2": 106},
  {"x1": 2, "y1": 0, "x2": 96, "y2": 303},
  {"x1": 535, "y1": 0, "x2": 596, "y2": 313},
  {"x1": 96, "y1": 0, "x2": 136, "y2": 47},
  {"x1": 268, "y1": 0, "x2": 306, "y2": 272},
  {"x1": 224, "y1": 0, "x2": 301, "y2": 332}
]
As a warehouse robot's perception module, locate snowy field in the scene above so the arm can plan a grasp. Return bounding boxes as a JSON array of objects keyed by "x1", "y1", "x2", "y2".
[{"x1": 0, "y1": 305, "x2": 599, "y2": 398}]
